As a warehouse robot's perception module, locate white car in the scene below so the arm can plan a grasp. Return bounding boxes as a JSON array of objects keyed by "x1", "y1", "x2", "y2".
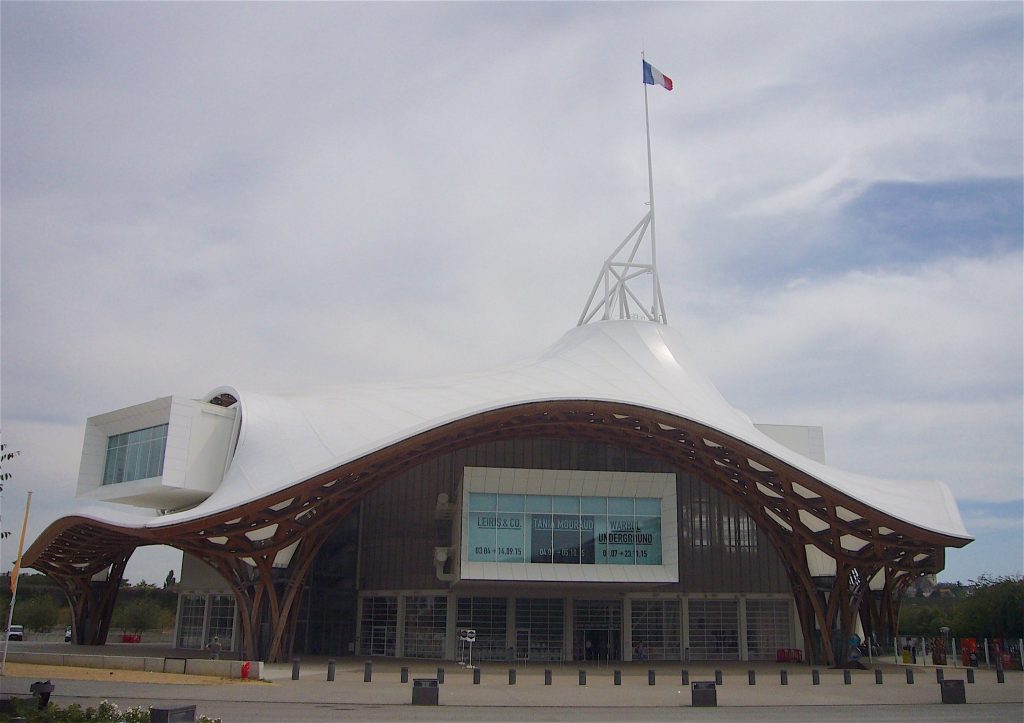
[{"x1": 7, "y1": 624, "x2": 23, "y2": 641}]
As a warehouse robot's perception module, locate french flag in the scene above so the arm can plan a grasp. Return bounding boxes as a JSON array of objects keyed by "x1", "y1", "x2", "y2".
[{"x1": 642, "y1": 60, "x2": 673, "y2": 91}]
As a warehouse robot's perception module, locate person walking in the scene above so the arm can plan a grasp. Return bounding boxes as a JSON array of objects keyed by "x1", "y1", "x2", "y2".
[{"x1": 207, "y1": 636, "x2": 222, "y2": 660}]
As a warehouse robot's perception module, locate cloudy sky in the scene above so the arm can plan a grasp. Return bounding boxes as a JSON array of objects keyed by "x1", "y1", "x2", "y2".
[{"x1": 2, "y1": 2, "x2": 1021, "y2": 585}]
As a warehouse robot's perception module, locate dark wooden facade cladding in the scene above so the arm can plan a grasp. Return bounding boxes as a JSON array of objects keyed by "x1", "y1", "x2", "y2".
[
  {"x1": 361, "y1": 437, "x2": 790, "y2": 594},
  {"x1": 23, "y1": 400, "x2": 970, "y2": 663}
]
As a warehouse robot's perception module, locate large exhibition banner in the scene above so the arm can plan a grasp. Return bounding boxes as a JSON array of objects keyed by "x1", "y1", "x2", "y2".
[{"x1": 467, "y1": 493, "x2": 662, "y2": 566}]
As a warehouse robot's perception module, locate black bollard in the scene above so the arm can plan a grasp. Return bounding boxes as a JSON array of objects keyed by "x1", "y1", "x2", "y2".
[
  {"x1": 966, "y1": 668, "x2": 975, "y2": 684},
  {"x1": 544, "y1": 669, "x2": 552, "y2": 686},
  {"x1": 437, "y1": 667, "x2": 445, "y2": 685},
  {"x1": 996, "y1": 668, "x2": 1005, "y2": 684},
  {"x1": 327, "y1": 659, "x2": 336, "y2": 682},
  {"x1": 844, "y1": 669, "x2": 852, "y2": 685},
  {"x1": 292, "y1": 658, "x2": 301, "y2": 681},
  {"x1": 400, "y1": 666, "x2": 408, "y2": 684},
  {"x1": 812, "y1": 669, "x2": 820, "y2": 685},
  {"x1": 715, "y1": 669, "x2": 723, "y2": 685},
  {"x1": 614, "y1": 670, "x2": 621, "y2": 686},
  {"x1": 875, "y1": 669, "x2": 883, "y2": 684},
  {"x1": 748, "y1": 670, "x2": 756, "y2": 685},
  {"x1": 906, "y1": 668, "x2": 915, "y2": 684},
  {"x1": 579, "y1": 669, "x2": 586, "y2": 686},
  {"x1": 473, "y1": 667, "x2": 481, "y2": 685},
  {"x1": 648, "y1": 669, "x2": 655, "y2": 686},
  {"x1": 362, "y1": 660, "x2": 371, "y2": 683},
  {"x1": 936, "y1": 668, "x2": 944, "y2": 684},
  {"x1": 781, "y1": 669, "x2": 788, "y2": 685},
  {"x1": 509, "y1": 668, "x2": 516, "y2": 685},
  {"x1": 681, "y1": 669, "x2": 689, "y2": 686}
]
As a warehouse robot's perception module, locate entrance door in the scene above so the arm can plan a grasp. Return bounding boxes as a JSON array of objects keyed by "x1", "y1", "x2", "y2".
[
  {"x1": 573, "y1": 599, "x2": 623, "y2": 661},
  {"x1": 576, "y1": 628, "x2": 619, "y2": 661},
  {"x1": 369, "y1": 626, "x2": 388, "y2": 656}
]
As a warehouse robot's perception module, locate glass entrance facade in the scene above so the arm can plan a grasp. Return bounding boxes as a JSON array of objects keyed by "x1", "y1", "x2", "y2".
[
  {"x1": 352, "y1": 591, "x2": 789, "y2": 661},
  {"x1": 631, "y1": 599, "x2": 681, "y2": 660},
  {"x1": 688, "y1": 599, "x2": 740, "y2": 660},
  {"x1": 745, "y1": 598, "x2": 793, "y2": 660},
  {"x1": 515, "y1": 598, "x2": 564, "y2": 662},
  {"x1": 404, "y1": 595, "x2": 447, "y2": 659},
  {"x1": 573, "y1": 599, "x2": 621, "y2": 661},
  {"x1": 359, "y1": 596, "x2": 397, "y2": 656},
  {"x1": 456, "y1": 597, "x2": 508, "y2": 661}
]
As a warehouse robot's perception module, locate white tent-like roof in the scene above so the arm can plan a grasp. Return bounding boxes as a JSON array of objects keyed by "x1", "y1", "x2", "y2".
[{"x1": 67, "y1": 318, "x2": 968, "y2": 542}]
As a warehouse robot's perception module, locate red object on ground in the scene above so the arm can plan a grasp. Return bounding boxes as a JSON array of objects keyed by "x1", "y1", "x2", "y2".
[{"x1": 241, "y1": 661, "x2": 251, "y2": 679}]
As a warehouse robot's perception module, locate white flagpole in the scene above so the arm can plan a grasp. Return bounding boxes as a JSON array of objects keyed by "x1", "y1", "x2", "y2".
[
  {"x1": 642, "y1": 52, "x2": 657, "y2": 280},
  {"x1": 641, "y1": 52, "x2": 667, "y2": 323},
  {"x1": 1, "y1": 491, "x2": 32, "y2": 678}
]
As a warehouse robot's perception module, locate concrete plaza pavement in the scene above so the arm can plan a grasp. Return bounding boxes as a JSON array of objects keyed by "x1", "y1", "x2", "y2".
[{"x1": 1, "y1": 655, "x2": 1021, "y2": 722}]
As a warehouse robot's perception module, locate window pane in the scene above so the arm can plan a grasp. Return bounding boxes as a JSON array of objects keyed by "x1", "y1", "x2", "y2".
[
  {"x1": 102, "y1": 424, "x2": 168, "y2": 485},
  {"x1": 497, "y1": 494, "x2": 525, "y2": 512},
  {"x1": 125, "y1": 444, "x2": 141, "y2": 482},
  {"x1": 469, "y1": 493, "x2": 496, "y2": 511},
  {"x1": 608, "y1": 498, "x2": 634, "y2": 515},
  {"x1": 553, "y1": 496, "x2": 579, "y2": 514},
  {"x1": 552, "y1": 514, "x2": 581, "y2": 563},
  {"x1": 635, "y1": 516, "x2": 661, "y2": 564},
  {"x1": 530, "y1": 514, "x2": 552, "y2": 563},
  {"x1": 635, "y1": 498, "x2": 660, "y2": 516},
  {"x1": 525, "y1": 495, "x2": 551, "y2": 513},
  {"x1": 496, "y1": 517, "x2": 525, "y2": 562}
]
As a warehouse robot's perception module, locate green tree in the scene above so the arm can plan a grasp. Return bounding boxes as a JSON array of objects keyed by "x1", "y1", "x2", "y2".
[
  {"x1": 899, "y1": 603, "x2": 950, "y2": 635},
  {"x1": 950, "y1": 575, "x2": 1024, "y2": 638},
  {"x1": 15, "y1": 595, "x2": 60, "y2": 632},
  {"x1": 112, "y1": 598, "x2": 174, "y2": 633},
  {"x1": 0, "y1": 444, "x2": 17, "y2": 540}
]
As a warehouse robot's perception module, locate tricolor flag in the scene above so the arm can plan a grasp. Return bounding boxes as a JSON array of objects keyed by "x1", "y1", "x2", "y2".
[{"x1": 642, "y1": 60, "x2": 673, "y2": 91}]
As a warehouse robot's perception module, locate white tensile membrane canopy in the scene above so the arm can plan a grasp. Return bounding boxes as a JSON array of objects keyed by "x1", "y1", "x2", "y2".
[{"x1": 71, "y1": 318, "x2": 969, "y2": 543}]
